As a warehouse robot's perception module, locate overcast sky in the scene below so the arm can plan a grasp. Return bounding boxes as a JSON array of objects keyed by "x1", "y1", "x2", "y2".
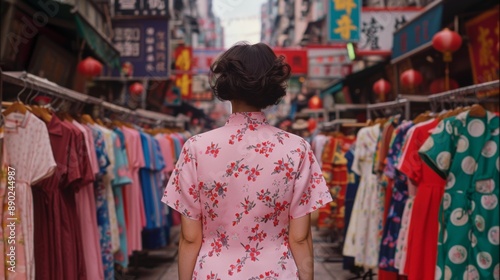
[{"x1": 213, "y1": 0, "x2": 268, "y2": 48}]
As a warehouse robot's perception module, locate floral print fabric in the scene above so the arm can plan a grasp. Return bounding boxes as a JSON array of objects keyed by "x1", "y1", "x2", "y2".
[
  {"x1": 378, "y1": 122, "x2": 413, "y2": 272},
  {"x1": 162, "y1": 112, "x2": 332, "y2": 279}
]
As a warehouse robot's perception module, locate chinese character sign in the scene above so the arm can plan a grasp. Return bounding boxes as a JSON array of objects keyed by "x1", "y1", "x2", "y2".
[
  {"x1": 115, "y1": 0, "x2": 167, "y2": 16},
  {"x1": 328, "y1": 0, "x2": 361, "y2": 42},
  {"x1": 113, "y1": 19, "x2": 169, "y2": 77},
  {"x1": 392, "y1": 4, "x2": 443, "y2": 61},
  {"x1": 465, "y1": 8, "x2": 499, "y2": 96},
  {"x1": 358, "y1": 9, "x2": 420, "y2": 54},
  {"x1": 174, "y1": 46, "x2": 193, "y2": 100},
  {"x1": 307, "y1": 48, "x2": 351, "y2": 78}
]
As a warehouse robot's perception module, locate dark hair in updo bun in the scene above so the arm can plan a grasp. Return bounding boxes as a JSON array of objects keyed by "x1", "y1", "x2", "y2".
[{"x1": 209, "y1": 42, "x2": 292, "y2": 109}]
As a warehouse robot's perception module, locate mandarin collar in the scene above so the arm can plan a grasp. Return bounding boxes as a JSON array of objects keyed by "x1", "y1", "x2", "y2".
[
  {"x1": 4, "y1": 111, "x2": 31, "y2": 132},
  {"x1": 455, "y1": 110, "x2": 499, "y2": 133},
  {"x1": 225, "y1": 112, "x2": 269, "y2": 126}
]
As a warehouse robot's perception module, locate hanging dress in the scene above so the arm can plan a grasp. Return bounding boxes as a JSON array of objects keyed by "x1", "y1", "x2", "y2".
[
  {"x1": 343, "y1": 124, "x2": 382, "y2": 268},
  {"x1": 419, "y1": 111, "x2": 499, "y2": 280}
]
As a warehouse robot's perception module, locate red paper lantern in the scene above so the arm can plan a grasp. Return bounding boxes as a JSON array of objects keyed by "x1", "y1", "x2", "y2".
[
  {"x1": 129, "y1": 82, "x2": 144, "y2": 95},
  {"x1": 400, "y1": 69, "x2": 423, "y2": 88},
  {"x1": 308, "y1": 96, "x2": 323, "y2": 109},
  {"x1": 308, "y1": 118, "x2": 317, "y2": 132},
  {"x1": 432, "y1": 28, "x2": 462, "y2": 61},
  {"x1": 372, "y1": 79, "x2": 391, "y2": 95},
  {"x1": 77, "y1": 57, "x2": 103, "y2": 77},
  {"x1": 430, "y1": 78, "x2": 459, "y2": 94}
]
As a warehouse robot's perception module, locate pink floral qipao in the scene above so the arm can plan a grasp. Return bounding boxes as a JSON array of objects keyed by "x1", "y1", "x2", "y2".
[{"x1": 162, "y1": 112, "x2": 332, "y2": 279}]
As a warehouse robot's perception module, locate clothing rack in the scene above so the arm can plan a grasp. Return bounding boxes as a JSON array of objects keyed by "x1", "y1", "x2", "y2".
[
  {"x1": 366, "y1": 98, "x2": 410, "y2": 121},
  {"x1": 427, "y1": 80, "x2": 499, "y2": 112},
  {"x1": 330, "y1": 104, "x2": 368, "y2": 120},
  {"x1": 320, "y1": 118, "x2": 357, "y2": 131},
  {"x1": 1, "y1": 70, "x2": 185, "y2": 128}
]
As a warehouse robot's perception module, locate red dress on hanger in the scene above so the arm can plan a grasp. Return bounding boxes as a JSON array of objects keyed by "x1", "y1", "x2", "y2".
[{"x1": 397, "y1": 119, "x2": 446, "y2": 279}]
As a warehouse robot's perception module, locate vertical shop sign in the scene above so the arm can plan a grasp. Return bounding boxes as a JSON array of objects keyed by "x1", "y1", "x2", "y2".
[
  {"x1": 328, "y1": 0, "x2": 361, "y2": 42},
  {"x1": 465, "y1": 8, "x2": 499, "y2": 97},
  {"x1": 113, "y1": 19, "x2": 169, "y2": 77},
  {"x1": 114, "y1": 0, "x2": 167, "y2": 16},
  {"x1": 358, "y1": 9, "x2": 421, "y2": 55},
  {"x1": 174, "y1": 46, "x2": 193, "y2": 100}
]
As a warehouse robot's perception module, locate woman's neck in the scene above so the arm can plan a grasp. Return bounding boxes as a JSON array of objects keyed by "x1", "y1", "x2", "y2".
[{"x1": 230, "y1": 100, "x2": 260, "y2": 113}]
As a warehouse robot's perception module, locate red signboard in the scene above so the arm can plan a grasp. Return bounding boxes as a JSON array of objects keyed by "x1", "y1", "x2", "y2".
[
  {"x1": 273, "y1": 48, "x2": 308, "y2": 76},
  {"x1": 465, "y1": 8, "x2": 499, "y2": 96}
]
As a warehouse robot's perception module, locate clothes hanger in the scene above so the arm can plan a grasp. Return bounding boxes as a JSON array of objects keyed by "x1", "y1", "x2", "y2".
[
  {"x1": 28, "y1": 84, "x2": 51, "y2": 122},
  {"x1": 2, "y1": 78, "x2": 29, "y2": 116},
  {"x1": 466, "y1": 90, "x2": 486, "y2": 117}
]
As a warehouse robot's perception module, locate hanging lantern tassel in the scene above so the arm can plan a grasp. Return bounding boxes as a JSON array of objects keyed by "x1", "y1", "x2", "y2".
[
  {"x1": 372, "y1": 79, "x2": 391, "y2": 102},
  {"x1": 432, "y1": 28, "x2": 462, "y2": 90},
  {"x1": 129, "y1": 82, "x2": 144, "y2": 96}
]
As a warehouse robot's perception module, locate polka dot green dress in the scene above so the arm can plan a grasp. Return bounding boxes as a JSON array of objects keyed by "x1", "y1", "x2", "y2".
[{"x1": 419, "y1": 111, "x2": 499, "y2": 280}]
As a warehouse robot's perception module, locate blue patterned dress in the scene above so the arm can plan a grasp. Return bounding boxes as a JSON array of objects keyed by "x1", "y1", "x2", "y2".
[
  {"x1": 378, "y1": 122, "x2": 413, "y2": 272},
  {"x1": 91, "y1": 126, "x2": 114, "y2": 279},
  {"x1": 112, "y1": 128, "x2": 132, "y2": 268}
]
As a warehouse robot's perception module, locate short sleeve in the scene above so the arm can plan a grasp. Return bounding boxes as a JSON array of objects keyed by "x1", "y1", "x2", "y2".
[
  {"x1": 419, "y1": 119, "x2": 455, "y2": 180},
  {"x1": 289, "y1": 141, "x2": 333, "y2": 219},
  {"x1": 351, "y1": 130, "x2": 366, "y2": 176},
  {"x1": 30, "y1": 125, "x2": 57, "y2": 185},
  {"x1": 75, "y1": 131, "x2": 95, "y2": 189},
  {"x1": 398, "y1": 127, "x2": 422, "y2": 184},
  {"x1": 161, "y1": 139, "x2": 201, "y2": 220},
  {"x1": 112, "y1": 131, "x2": 132, "y2": 186},
  {"x1": 66, "y1": 130, "x2": 82, "y2": 186}
]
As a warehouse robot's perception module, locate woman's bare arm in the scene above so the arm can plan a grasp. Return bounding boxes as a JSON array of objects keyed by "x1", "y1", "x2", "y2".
[
  {"x1": 178, "y1": 215, "x2": 203, "y2": 280},
  {"x1": 289, "y1": 214, "x2": 314, "y2": 280}
]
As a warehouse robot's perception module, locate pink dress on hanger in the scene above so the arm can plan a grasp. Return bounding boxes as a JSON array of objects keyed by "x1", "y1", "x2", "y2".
[
  {"x1": 3, "y1": 112, "x2": 57, "y2": 280},
  {"x1": 73, "y1": 121, "x2": 104, "y2": 280},
  {"x1": 162, "y1": 112, "x2": 332, "y2": 279},
  {"x1": 121, "y1": 126, "x2": 146, "y2": 255}
]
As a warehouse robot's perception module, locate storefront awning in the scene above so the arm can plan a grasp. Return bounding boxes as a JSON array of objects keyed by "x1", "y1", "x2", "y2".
[
  {"x1": 391, "y1": 1, "x2": 444, "y2": 63},
  {"x1": 320, "y1": 80, "x2": 343, "y2": 97},
  {"x1": 75, "y1": 14, "x2": 121, "y2": 69}
]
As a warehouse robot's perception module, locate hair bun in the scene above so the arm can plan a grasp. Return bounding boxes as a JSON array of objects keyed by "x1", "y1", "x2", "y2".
[{"x1": 209, "y1": 43, "x2": 292, "y2": 109}]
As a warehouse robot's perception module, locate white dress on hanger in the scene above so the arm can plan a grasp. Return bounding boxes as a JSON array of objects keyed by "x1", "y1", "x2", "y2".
[{"x1": 343, "y1": 124, "x2": 383, "y2": 269}]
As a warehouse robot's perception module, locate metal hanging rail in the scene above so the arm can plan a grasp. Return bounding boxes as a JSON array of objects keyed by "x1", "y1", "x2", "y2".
[
  {"x1": 1, "y1": 71, "x2": 183, "y2": 127},
  {"x1": 427, "y1": 80, "x2": 499, "y2": 112},
  {"x1": 367, "y1": 98, "x2": 411, "y2": 120},
  {"x1": 330, "y1": 104, "x2": 368, "y2": 120},
  {"x1": 428, "y1": 80, "x2": 499, "y2": 100}
]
